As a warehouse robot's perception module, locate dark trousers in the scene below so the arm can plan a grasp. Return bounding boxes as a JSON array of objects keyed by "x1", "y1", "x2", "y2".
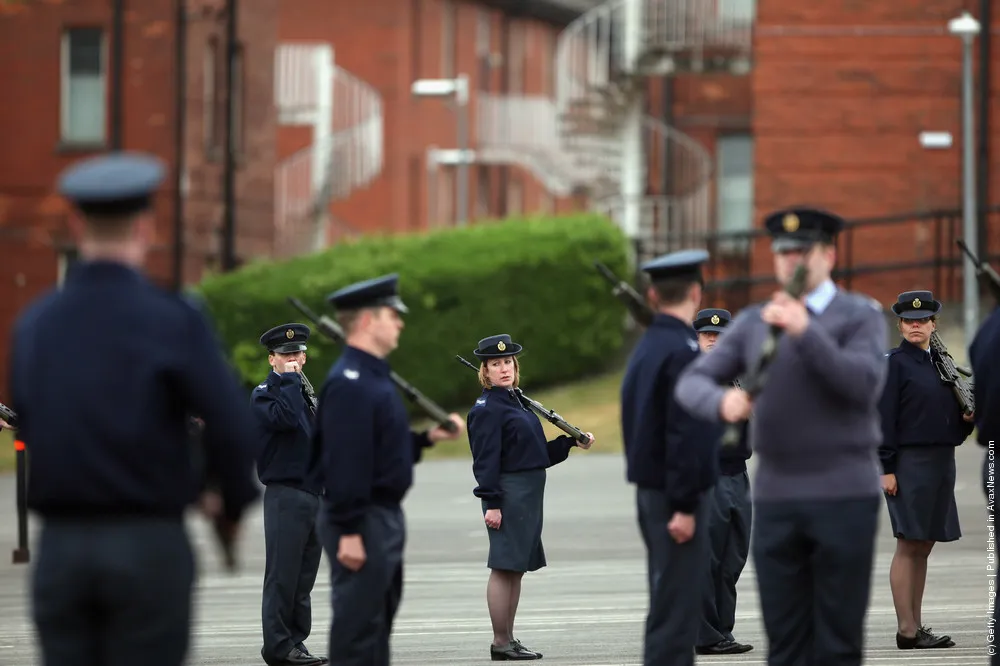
[
  {"x1": 753, "y1": 497, "x2": 879, "y2": 666},
  {"x1": 31, "y1": 517, "x2": 195, "y2": 666},
  {"x1": 262, "y1": 484, "x2": 323, "y2": 661},
  {"x1": 320, "y1": 504, "x2": 406, "y2": 666},
  {"x1": 636, "y1": 487, "x2": 710, "y2": 666},
  {"x1": 698, "y1": 471, "x2": 752, "y2": 647}
]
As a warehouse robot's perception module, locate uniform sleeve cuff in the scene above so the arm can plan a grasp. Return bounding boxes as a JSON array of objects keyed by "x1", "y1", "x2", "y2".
[
  {"x1": 670, "y1": 497, "x2": 698, "y2": 514},
  {"x1": 484, "y1": 498, "x2": 503, "y2": 510}
]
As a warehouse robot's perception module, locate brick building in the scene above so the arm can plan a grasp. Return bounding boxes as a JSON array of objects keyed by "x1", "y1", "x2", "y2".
[{"x1": 0, "y1": 0, "x2": 279, "y2": 387}]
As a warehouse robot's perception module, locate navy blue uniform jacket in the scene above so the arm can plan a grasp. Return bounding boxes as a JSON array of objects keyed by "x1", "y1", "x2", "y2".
[
  {"x1": 621, "y1": 313, "x2": 720, "y2": 513},
  {"x1": 251, "y1": 370, "x2": 322, "y2": 494},
  {"x1": 878, "y1": 339, "x2": 974, "y2": 475},
  {"x1": 971, "y1": 308, "x2": 1000, "y2": 447},
  {"x1": 8, "y1": 260, "x2": 259, "y2": 521},
  {"x1": 314, "y1": 346, "x2": 432, "y2": 535},
  {"x1": 466, "y1": 386, "x2": 576, "y2": 509}
]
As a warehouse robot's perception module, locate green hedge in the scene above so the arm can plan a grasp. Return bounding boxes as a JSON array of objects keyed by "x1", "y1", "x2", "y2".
[{"x1": 195, "y1": 213, "x2": 631, "y2": 413}]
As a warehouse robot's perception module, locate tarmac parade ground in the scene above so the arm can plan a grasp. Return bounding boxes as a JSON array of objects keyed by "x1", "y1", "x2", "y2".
[{"x1": 0, "y1": 445, "x2": 994, "y2": 665}]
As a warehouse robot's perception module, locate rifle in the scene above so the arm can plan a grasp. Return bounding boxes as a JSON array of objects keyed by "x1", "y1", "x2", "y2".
[
  {"x1": 454, "y1": 355, "x2": 590, "y2": 445},
  {"x1": 287, "y1": 297, "x2": 458, "y2": 433},
  {"x1": 594, "y1": 261, "x2": 655, "y2": 327},
  {"x1": 299, "y1": 371, "x2": 319, "y2": 415},
  {"x1": 722, "y1": 262, "x2": 809, "y2": 446},
  {"x1": 929, "y1": 330, "x2": 975, "y2": 418},
  {"x1": 957, "y1": 239, "x2": 1000, "y2": 303},
  {"x1": 0, "y1": 402, "x2": 17, "y2": 429}
]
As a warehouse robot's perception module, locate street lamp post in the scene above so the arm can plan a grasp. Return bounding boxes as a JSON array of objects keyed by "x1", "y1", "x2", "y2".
[
  {"x1": 411, "y1": 75, "x2": 471, "y2": 226},
  {"x1": 948, "y1": 11, "x2": 981, "y2": 350}
]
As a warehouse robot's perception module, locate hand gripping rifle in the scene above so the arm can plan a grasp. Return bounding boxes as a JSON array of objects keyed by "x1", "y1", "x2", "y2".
[
  {"x1": 287, "y1": 297, "x2": 458, "y2": 433},
  {"x1": 721, "y1": 262, "x2": 809, "y2": 447},
  {"x1": 929, "y1": 330, "x2": 975, "y2": 418},
  {"x1": 0, "y1": 402, "x2": 17, "y2": 429},
  {"x1": 594, "y1": 261, "x2": 655, "y2": 327},
  {"x1": 454, "y1": 355, "x2": 591, "y2": 445},
  {"x1": 957, "y1": 239, "x2": 1000, "y2": 303}
]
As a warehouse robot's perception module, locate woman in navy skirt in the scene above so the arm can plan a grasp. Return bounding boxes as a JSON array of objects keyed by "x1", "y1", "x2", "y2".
[
  {"x1": 878, "y1": 290, "x2": 975, "y2": 650},
  {"x1": 466, "y1": 334, "x2": 594, "y2": 662}
]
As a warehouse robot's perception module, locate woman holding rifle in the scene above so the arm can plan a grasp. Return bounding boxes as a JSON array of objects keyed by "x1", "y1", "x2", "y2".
[{"x1": 466, "y1": 334, "x2": 594, "y2": 662}]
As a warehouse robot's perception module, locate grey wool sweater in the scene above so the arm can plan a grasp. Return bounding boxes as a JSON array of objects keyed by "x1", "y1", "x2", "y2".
[{"x1": 675, "y1": 290, "x2": 888, "y2": 502}]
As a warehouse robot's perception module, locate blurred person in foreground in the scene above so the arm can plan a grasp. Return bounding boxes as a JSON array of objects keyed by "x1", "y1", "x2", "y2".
[
  {"x1": 878, "y1": 291, "x2": 970, "y2": 650},
  {"x1": 312, "y1": 274, "x2": 465, "y2": 666},
  {"x1": 620, "y1": 249, "x2": 721, "y2": 666},
  {"x1": 7, "y1": 152, "x2": 261, "y2": 666},
  {"x1": 675, "y1": 207, "x2": 888, "y2": 666},
  {"x1": 465, "y1": 334, "x2": 594, "y2": 661},
  {"x1": 692, "y1": 309, "x2": 753, "y2": 656}
]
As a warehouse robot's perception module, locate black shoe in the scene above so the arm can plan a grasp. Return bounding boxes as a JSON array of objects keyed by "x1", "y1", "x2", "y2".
[
  {"x1": 896, "y1": 629, "x2": 951, "y2": 649},
  {"x1": 295, "y1": 644, "x2": 328, "y2": 664},
  {"x1": 919, "y1": 626, "x2": 955, "y2": 648},
  {"x1": 695, "y1": 639, "x2": 754, "y2": 655},
  {"x1": 270, "y1": 647, "x2": 324, "y2": 666},
  {"x1": 512, "y1": 639, "x2": 542, "y2": 658},
  {"x1": 491, "y1": 642, "x2": 541, "y2": 660}
]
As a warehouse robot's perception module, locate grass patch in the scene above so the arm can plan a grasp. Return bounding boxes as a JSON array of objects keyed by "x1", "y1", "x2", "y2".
[
  {"x1": 0, "y1": 429, "x2": 15, "y2": 473},
  {"x1": 418, "y1": 368, "x2": 625, "y2": 460}
]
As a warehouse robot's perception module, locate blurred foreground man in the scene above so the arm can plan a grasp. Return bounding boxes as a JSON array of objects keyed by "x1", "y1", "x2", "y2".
[
  {"x1": 8, "y1": 152, "x2": 261, "y2": 666},
  {"x1": 676, "y1": 208, "x2": 888, "y2": 666}
]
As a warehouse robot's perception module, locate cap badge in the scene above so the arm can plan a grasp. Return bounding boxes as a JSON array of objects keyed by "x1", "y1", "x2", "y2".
[
  {"x1": 285, "y1": 329, "x2": 295, "y2": 339},
  {"x1": 782, "y1": 213, "x2": 800, "y2": 232},
  {"x1": 497, "y1": 340, "x2": 506, "y2": 351},
  {"x1": 710, "y1": 314, "x2": 720, "y2": 325},
  {"x1": 912, "y1": 298, "x2": 922, "y2": 309}
]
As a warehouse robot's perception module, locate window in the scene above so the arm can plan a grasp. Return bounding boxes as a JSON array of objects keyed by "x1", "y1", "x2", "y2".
[
  {"x1": 718, "y1": 0, "x2": 756, "y2": 22},
  {"x1": 716, "y1": 134, "x2": 753, "y2": 249},
  {"x1": 61, "y1": 27, "x2": 106, "y2": 145},
  {"x1": 441, "y1": 0, "x2": 456, "y2": 78},
  {"x1": 204, "y1": 37, "x2": 244, "y2": 160}
]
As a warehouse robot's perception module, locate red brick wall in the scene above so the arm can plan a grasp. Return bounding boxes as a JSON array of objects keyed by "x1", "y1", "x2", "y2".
[
  {"x1": 752, "y1": 0, "x2": 1000, "y2": 301},
  {"x1": 0, "y1": 0, "x2": 277, "y2": 389},
  {"x1": 277, "y1": 0, "x2": 581, "y2": 235}
]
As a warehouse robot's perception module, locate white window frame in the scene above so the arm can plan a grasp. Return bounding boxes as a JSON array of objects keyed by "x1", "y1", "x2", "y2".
[{"x1": 60, "y1": 27, "x2": 107, "y2": 145}]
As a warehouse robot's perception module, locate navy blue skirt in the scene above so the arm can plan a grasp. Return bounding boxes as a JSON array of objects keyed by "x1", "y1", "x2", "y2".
[
  {"x1": 482, "y1": 469, "x2": 547, "y2": 573},
  {"x1": 885, "y1": 445, "x2": 961, "y2": 542}
]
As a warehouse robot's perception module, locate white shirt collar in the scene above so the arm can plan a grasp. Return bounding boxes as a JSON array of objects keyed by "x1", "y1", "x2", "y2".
[{"x1": 804, "y1": 279, "x2": 837, "y2": 315}]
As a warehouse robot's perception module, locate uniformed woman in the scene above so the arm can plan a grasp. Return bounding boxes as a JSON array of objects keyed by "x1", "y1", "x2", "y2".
[
  {"x1": 878, "y1": 290, "x2": 974, "y2": 650},
  {"x1": 466, "y1": 334, "x2": 594, "y2": 662}
]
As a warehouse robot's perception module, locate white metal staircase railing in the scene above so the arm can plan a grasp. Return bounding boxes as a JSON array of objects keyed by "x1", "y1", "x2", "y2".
[
  {"x1": 273, "y1": 43, "x2": 384, "y2": 258},
  {"x1": 552, "y1": 0, "x2": 753, "y2": 255}
]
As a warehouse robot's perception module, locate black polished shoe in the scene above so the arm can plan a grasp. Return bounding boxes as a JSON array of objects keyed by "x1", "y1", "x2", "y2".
[
  {"x1": 896, "y1": 629, "x2": 951, "y2": 649},
  {"x1": 695, "y1": 639, "x2": 754, "y2": 655},
  {"x1": 919, "y1": 626, "x2": 955, "y2": 648},
  {"x1": 272, "y1": 647, "x2": 324, "y2": 665},
  {"x1": 491, "y1": 642, "x2": 541, "y2": 660},
  {"x1": 512, "y1": 639, "x2": 542, "y2": 658},
  {"x1": 295, "y1": 644, "x2": 328, "y2": 664}
]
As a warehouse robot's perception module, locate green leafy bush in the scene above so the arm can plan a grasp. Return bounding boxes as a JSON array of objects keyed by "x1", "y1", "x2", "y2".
[{"x1": 195, "y1": 213, "x2": 631, "y2": 413}]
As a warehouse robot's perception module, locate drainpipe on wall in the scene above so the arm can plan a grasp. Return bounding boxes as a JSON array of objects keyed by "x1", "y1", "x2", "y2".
[
  {"x1": 977, "y1": 0, "x2": 991, "y2": 255},
  {"x1": 110, "y1": 0, "x2": 124, "y2": 150},
  {"x1": 171, "y1": 0, "x2": 187, "y2": 291},
  {"x1": 220, "y1": 0, "x2": 238, "y2": 271}
]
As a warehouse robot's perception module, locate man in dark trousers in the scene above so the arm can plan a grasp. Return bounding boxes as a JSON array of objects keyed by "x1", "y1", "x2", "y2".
[
  {"x1": 969, "y1": 303, "x2": 1000, "y2": 666},
  {"x1": 313, "y1": 273, "x2": 465, "y2": 666},
  {"x1": 253, "y1": 323, "x2": 326, "y2": 666},
  {"x1": 676, "y1": 207, "x2": 888, "y2": 666},
  {"x1": 620, "y1": 249, "x2": 721, "y2": 666},
  {"x1": 8, "y1": 152, "x2": 261, "y2": 666},
  {"x1": 692, "y1": 308, "x2": 753, "y2": 656}
]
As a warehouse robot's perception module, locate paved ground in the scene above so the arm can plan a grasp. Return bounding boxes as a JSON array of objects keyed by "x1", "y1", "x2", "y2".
[{"x1": 0, "y1": 443, "x2": 994, "y2": 665}]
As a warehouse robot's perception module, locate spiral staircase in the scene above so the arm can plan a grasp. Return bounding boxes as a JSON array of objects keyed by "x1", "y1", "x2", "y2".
[
  {"x1": 272, "y1": 43, "x2": 384, "y2": 258},
  {"x1": 477, "y1": 0, "x2": 752, "y2": 261}
]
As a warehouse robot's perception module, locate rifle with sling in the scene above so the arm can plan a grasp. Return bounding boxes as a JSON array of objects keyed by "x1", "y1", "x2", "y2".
[
  {"x1": 287, "y1": 297, "x2": 458, "y2": 433},
  {"x1": 454, "y1": 355, "x2": 590, "y2": 445}
]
